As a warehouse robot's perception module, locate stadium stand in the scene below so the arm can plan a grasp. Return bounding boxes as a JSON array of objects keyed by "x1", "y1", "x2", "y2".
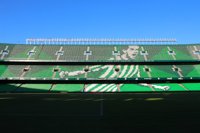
[
  {"x1": 88, "y1": 46, "x2": 114, "y2": 61},
  {"x1": 1, "y1": 43, "x2": 200, "y2": 62},
  {"x1": 0, "y1": 41, "x2": 200, "y2": 93}
]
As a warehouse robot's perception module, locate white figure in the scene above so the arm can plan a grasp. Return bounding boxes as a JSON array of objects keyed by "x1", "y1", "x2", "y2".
[{"x1": 58, "y1": 46, "x2": 170, "y2": 92}]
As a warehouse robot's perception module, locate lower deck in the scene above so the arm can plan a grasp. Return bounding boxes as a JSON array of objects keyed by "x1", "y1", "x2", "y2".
[{"x1": 0, "y1": 83, "x2": 200, "y2": 93}]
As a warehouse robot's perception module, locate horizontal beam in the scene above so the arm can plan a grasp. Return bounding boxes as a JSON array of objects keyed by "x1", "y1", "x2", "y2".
[
  {"x1": 1, "y1": 60, "x2": 200, "y2": 65},
  {"x1": 0, "y1": 77, "x2": 198, "y2": 84}
]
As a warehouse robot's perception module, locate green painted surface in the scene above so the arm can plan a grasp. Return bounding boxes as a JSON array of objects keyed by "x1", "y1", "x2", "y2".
[
  {"x1": 182, "y1": 83, "x2": 200, "y2": 91},
  {"x1": 18, "y1": 84, "x2": 51, "y2": 92},
  {"x1": 120, "y1": 84, "x2": 152, "y2": 92},
  {"x1": 1, "y1": 67, "x2": 16, "y2": 78},
  {"x1": 150, "y1": 67, "x2": 176, "y2": 78},
  {"x1": 0, "y1": 83, "x2": 200, "y2": 93},
  {"x1": 152, "y1": 48, "x2": 173, "y2": 60},
  {"x1": 38, "y1": 52, "x2": 53, "y2": 60},
  {"x1": 0, "y1": 65, "x2": 7, "y2": 76},
  {"x1": 154, "y1": 84, "x2": 186, "y2": 91},
  {"x1": 173, "y1": 49, "x2": 194, "y2": 60},
  {"x1": 186, "y1": 65, "x2": 200, "y2": 77},
  {"x1": 139, "y1": 66, "x2": 149, "y2": 77},
  {"x1": 167, "y1": 84, "x2": 186, "y2": 91},
  {"x1": 9, "y1": 53, "x2": 28, "y2": 59},
  {"x1": 26, "y1": 67, "x2": 54, "y2": 78},
  {"x1": 52, "y1": 84, "x2": 84, "y2": 92}
]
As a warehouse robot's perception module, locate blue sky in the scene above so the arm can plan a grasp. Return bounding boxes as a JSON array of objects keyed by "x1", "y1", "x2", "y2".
[{"x1": 0, "y1": 0, "x2": 200, "y2": 44}]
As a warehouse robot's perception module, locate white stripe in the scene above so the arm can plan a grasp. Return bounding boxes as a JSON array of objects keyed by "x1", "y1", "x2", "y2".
[
  {"x1": 124, "y1": 65, "x2": 134, "y2": 77},
  {"x1": 87, "y1": 46, "x2": 90, "y2": 51},
  {"x1": 100, "y1": 84, "x2": 114, "y2": 92},
  {"x1": 119, "y1": 65, "x2": 128, "y2": 78},
  {"x1": 100, "y1": 65, "x2": 114, "y2": 78},
  {"x1": 112, "y1": 87, "x2": 118, "y2": 92},
  {"x1": 89, "y1": 65, "x2": 101, "y2": 69},
  {"x1": 5, "y1": 46, "x2": 9, "y2": 50},
  {"x1": 91, "y1": 84, "x2": 108, "y2": 92},
  {"x1": 167, "y1": 46, "x2": 171, "y2": 51},
  {"x1": 110, "y1": 71, "x2": 117, "y2": 78},
  {"x1": 137, "y1": 69, "x2": 141, "y2": 77},
  {"x1": 28, "y1": 46, "x2": 37, "y2": 59},
  {"x1": 102, "y1": 65, "x2": 110, "y2": 69},
  {"x1": 152, "y1": 85, "x2": 170, "y2": 91},
  {"x1": 33, "y1": 46, "x2": 36, "y2": 50},
  {"x1": 114, "y1": 46, "x2": 117, "y2": 51},
  {"x1": 68, "y1": 70, "x2": 85, "y2": 76},
  {"x1": 92, "y1": 68, "x2": 101, "y2": 72},
  {"x1": 110, "y1": 66, "x2": 121, "y2": 78},
  {"x1": 92, "y1": 65, "x2": 109, "y2": 72},
  {"x1": 107, "y1": 85, "x2": 116, "y2": 92},
  {"x1": 129, "y1": 65, "x2": 139, "y2": 78},
  {"x1": 140, "y1": 83, "x2": 149, "y2": 87},
  {"x1": 85, "y1": 84, "x2": 98, "y2": 92}
]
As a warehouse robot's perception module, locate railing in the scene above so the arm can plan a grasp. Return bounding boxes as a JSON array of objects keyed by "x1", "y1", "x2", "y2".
[
  {"x1": 1, "y1": 60, "x2": 200, "y2": 65},
  {"x1": 0, "y1": 77, "x2": 198, "y2": 84}
]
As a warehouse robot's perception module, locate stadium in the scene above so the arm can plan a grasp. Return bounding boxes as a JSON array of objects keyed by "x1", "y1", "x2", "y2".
[
  {"x1": 1, "y1": 38, "x2": 200, "y2": 93},
  {"x1": 1, "y1": 0, "x2": 200, "y2": 131},
  {"x1": 1, "y1": 38, "x2": 200, "y2": 132}
]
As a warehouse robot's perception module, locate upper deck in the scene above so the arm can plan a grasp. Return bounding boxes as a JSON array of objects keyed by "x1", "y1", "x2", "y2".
[{"x1": 0, "y1": 43, "x2": 200, "y2": 65}]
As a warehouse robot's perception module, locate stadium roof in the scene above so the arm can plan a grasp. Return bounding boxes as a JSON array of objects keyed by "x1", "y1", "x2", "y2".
[{"x1": 25, "y1": 38, "x2": 177, "y2": 45}]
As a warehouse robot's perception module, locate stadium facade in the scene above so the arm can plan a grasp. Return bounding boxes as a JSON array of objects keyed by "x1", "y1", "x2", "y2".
[{"x1": 0, "y1": 38, "x2": 200, "y2": 93}]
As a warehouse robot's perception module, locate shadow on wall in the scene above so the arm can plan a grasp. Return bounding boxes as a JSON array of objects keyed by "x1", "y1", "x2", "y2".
[{"x1": 0, "y1": 84, "x2": 62, "y2": 93}]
